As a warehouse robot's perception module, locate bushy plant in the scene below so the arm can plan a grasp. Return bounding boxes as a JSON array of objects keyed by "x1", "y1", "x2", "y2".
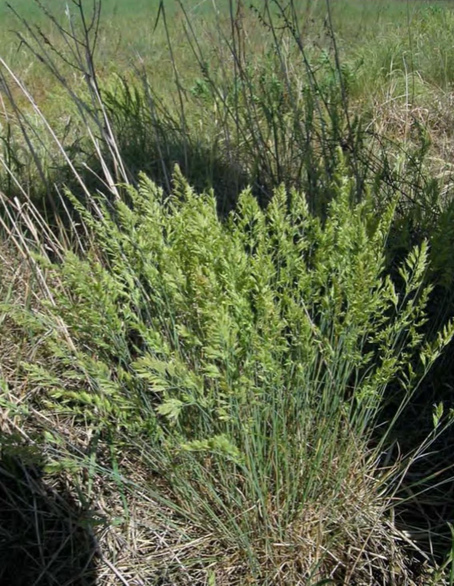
[{"x1": 7, "y1": 157, "x2": 452, "y2": 584}]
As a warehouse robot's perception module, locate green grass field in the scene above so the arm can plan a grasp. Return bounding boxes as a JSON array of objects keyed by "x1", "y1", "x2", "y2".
[{"x1": 2, "y1": 1, "x2": 454, "y2": 584}]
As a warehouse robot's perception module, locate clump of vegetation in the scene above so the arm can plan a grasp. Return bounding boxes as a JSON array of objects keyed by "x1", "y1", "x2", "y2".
[{"x1": 3, "y1": 160, "x2": 453, "y2": 583}]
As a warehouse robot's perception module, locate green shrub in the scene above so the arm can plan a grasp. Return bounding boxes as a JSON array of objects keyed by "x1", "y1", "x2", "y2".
[{"x1": 8, "y1": 158, "x2": 453, "y2": 583}]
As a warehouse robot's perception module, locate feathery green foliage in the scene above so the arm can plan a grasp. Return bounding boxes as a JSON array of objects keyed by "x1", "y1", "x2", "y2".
[{"x1": 6, "y1": 159, "x2": 452, "y2": 582}]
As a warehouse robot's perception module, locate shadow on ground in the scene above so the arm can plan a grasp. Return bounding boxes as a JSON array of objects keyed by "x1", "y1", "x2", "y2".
[{"x1": 0, "y1": 446, "x2": 98, "y2": 586}]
